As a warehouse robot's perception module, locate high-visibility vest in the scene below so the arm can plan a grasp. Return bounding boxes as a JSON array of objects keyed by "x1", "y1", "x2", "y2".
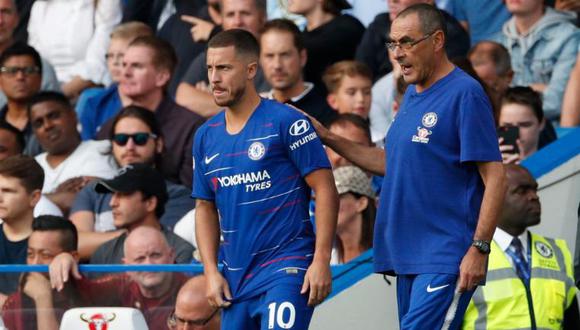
[{"x1": 462, "y1": 232, "x2": 577, "y2": 330}]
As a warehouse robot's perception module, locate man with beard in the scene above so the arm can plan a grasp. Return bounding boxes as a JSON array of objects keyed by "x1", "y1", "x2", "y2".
[{"x1": 193, "y1": 29, "x2": 338, "y2": 329}]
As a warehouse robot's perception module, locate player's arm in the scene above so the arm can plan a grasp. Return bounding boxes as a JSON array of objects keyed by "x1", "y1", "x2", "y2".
[
  {"x1": 301, "y1": 169, "x2": 339, "y2": 306},
  {"x1": 195, "y1": 199, "x2": 232, "y2": 307},
  {"x1": 459, "y1": 161, "x2": 506, "y2": 291},
  {"x1": 305, "y1": 111, "x2": 386, "y2": 175}
]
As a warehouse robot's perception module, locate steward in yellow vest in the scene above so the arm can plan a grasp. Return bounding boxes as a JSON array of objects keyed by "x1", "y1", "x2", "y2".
[{"x1": 463, "y1": 165, "x2": 579, "y2": 330}]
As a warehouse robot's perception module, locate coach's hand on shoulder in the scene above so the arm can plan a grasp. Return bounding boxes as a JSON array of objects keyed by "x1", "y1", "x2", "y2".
[
  {"x1": 458, "y1": 246, "x2": 487, "y2": 292},
  {"x1": 49, "y1": 252, "x2": 81, "y2": 292},
  {"x1": 206, "y1": 271, "x2": 232, "y2": 308},
  {"x1": 301, "y1": 259, "x2": 332, "y2": 306},
  {"x1": 286, "y1": 104, "x2": 331, "y2": 143}
]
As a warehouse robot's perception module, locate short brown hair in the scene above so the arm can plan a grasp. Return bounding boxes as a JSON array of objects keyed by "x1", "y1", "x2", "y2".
[
  {"x1": 110, "y1": 21, "x2": 154, "y2": 42},
  {"x1": 0, "y1": 155, "x2": 44, "y2": 193},
  {"x1": 129, "y1": 36, "x2": 177, "y2": 76},
  {"x1": 262, "y1": 19, "x2": 304, "y2": 51},
  {"x1": 323, "y1": 60, "x2": 373, "y2": 93},
  {"x1": 208, "y1": 29, "x2": 260, "y2": 62}
]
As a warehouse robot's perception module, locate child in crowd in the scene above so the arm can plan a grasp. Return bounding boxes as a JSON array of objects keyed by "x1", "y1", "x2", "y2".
[{"x1": 323, "y1": 60, "x2": 373, "y2": 119}]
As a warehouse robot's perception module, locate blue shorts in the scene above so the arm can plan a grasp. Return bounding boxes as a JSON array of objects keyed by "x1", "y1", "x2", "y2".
[
  {"x1": 397, "y1": 273, "x2": 475, "y2": 330},
  {"x1": 221, "y1": 283, "x2": 313, "y2": 330}
]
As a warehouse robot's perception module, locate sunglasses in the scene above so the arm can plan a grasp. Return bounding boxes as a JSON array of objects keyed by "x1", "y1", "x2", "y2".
[{"x1": 112, "y1": 132, "x2": 157, "y2": 146}]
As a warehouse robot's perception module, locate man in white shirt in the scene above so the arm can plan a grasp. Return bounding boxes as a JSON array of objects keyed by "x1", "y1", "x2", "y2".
[{"x1": 29, "y1": 91, "x2": 117, "y2": 214}]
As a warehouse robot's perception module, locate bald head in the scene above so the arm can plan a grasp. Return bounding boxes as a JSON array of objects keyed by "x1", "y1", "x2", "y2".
[
  {"x1": 174, "y1": 276, "x2": 220, "y2": 329},
  {"x1": 123, "y1": 226, "x2": 173, "y2": 262},
  {"x1": 499, "y1": 164, "x2": 541, "y2": 235}
]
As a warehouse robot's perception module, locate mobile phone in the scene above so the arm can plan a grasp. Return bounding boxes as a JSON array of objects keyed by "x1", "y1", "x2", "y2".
[{"x1": 497, "y1": 125, "x2": 520, "y2": 155}]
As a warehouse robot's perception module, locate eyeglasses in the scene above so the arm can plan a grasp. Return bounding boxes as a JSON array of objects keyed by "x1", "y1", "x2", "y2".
[
  {"x1": 0, "y1": 66, "x2": 40, "y2": 76},
  {"x1": 112, "y1": 132, "x2": 157, "y2": 146},
  {"x1": 167, "y1": 308, "x2": 219, "y2": 328},
  {"x1": 385, "y1": 31, "x2": 436, "y2": 52}
]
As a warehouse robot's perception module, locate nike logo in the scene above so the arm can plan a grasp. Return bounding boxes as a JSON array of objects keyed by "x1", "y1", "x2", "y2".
[
  {"x1": 426, "y1": 284, "x2": 450, "y2": 293},
  {"x1": 204, "y1": 153, "x2": 219, "y2": 165}
]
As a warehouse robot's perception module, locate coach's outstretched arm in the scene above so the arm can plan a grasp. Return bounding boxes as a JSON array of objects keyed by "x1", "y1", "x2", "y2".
[
  {"x1": 459, "y1": 161, "x2": 506, "y2": 292},
  {"x1": 307, "y1": 114, "x2": 386, "y2": 176},
  {"x1": 195, "y1": 199, "x2": 232, "y2": 308},
  {"x1": 301, "y1": 168, "x2": 339, "y2": 306}
]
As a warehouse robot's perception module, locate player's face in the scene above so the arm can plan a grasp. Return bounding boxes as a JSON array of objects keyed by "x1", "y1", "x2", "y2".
[
  {"x1": 327, "y1": 75, "x2": 372, "y2": 118},
  {"x1": 0, "y1": 0, "x2": 18, "y2": 45},
  {"x1": 207, "y1": 46, "x2": 254, "y2": 108},
  {"x1": 27, "y1": 231, "x2": 67, "y2": 265},
  {"x1": 326, "y1": 122, "x2": 371, "y2": 168},
  {"x1": 0, "y1": 128, "x2": 21, "y2": 160},
  {"x1": 260, "y1": 30, "x2": 305, "y2": 92},
  {"x1": 110, "y1": 191, "x2": 151, "y2": 230},
  {"x1": 112, "y1": 117, "x2": 160, "y2": 167},
  {"x1": 0, "y1": 55, "x2": 42, "y2": 102},
  {"x1": 501, "y1": 168, "x2": 541, "y2": 230},
  {"x1": 499, "y1": 103, "x2": 544, "y2": 158},
  {"x1": 124, "y1": 236, "x2": 174, "y2": 291},
  {"x1": 389, "y1": 13, "x2": 438, "y2": 90},
  {"x1": 221, "y1": 0, "x2": 265, "y2": 37},
  {"x1": 505, "y1": 0, "x2": 543, "y2": 15},
  {"x1": 0, "y1": 175, "x2": 38, "y2": 222},
  {"x1": 106, "y1": 38, "x2": 131, "y2": 83},
  {"x1": 120, "y1": 46, "x2": 169, "y2": 99}
]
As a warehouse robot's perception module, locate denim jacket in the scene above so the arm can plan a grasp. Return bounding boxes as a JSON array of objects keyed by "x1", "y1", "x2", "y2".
[{"x1": 496, "y1": 8, "x2": 580, "y2": 120}]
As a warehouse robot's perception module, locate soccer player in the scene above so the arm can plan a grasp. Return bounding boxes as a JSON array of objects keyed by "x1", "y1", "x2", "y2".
[
  {"x1": 192, "y1": 29, "x2": 338, "y2": 330},
  {"x1": 305, "y1": 4, "x2": 505, "y2": 329}
]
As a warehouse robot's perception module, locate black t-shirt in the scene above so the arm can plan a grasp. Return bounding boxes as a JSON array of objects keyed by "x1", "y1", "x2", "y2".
[
  {"x1": 281, "y1": 85, "x2": 337, "y2": 127},
  {"x1": 0, "y1": 224, "x2": 28, "y2": 295},
  {"x1": 302, "y1": 14, "x2": 365, "y2": 90}
]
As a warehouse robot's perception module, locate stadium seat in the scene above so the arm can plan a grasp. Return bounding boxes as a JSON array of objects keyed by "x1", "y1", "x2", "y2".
[{"x1": 59, "y1": 307, "x2": 148, "y2": 330}]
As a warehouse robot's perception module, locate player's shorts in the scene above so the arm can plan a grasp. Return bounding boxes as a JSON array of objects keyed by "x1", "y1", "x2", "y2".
[
  {"x1": 396, "y1": 273, "x2": 475, "y2": 330},
  {"x1": 221, "y1": 283, "x2": 313, "y2": 330}
]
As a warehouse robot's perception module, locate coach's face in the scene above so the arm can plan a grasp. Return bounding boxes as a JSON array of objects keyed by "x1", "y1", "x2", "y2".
[
  {"x1": 207, "y1": 46, "x2": 257, "y2": 108},
  {"x1": 389, "y1": 13, "x2": 441, "y2": 91}
]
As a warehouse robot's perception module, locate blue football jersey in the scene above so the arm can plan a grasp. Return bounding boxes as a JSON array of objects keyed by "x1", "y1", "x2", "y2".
[{"x1": 192, "y1": 98, "x2": 331, "y2": 301}]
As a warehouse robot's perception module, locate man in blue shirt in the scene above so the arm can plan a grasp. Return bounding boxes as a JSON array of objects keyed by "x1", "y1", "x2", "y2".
[
  {"x1": 307, "y1": 4, "x2": 505, "y2": 329},
  {"x1": 192, "y1": 29, "x2": 338, "y2": 330}
]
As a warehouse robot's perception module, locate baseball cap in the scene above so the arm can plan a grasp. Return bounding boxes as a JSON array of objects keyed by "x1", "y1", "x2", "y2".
[
  {"x1": 333, "y1": 166, "x2": 375, "y2": 198},
  {"x1": 330, "y1": 0, "x2": 352, "y2": 10},
  {"x1": 95, "y1": 163, "x2": 168, "y2": 206}
]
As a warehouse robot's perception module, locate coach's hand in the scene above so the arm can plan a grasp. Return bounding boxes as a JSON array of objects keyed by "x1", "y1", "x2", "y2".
[
  {"x1": 301, "y1": 260, "x2": 332, "y2": 306},
  {"x1": 458, "y1": 246, "x2": 487, "y2": 292},
  {"x1": 206, "y1": 271, "x2": 232, "y2": 308}
]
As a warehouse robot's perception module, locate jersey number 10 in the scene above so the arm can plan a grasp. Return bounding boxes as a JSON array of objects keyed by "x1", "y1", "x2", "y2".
[{"x1": 267, "y1": 301, "x2": 296, "y2": 329}]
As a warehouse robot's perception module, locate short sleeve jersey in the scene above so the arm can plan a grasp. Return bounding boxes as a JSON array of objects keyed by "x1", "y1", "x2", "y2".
[
  {"x1": 374, "y1": 68, "x2": 501, "y2": 275},
  {"x1": 192, "y1": 98, "x2": 330, "y2": 301}
]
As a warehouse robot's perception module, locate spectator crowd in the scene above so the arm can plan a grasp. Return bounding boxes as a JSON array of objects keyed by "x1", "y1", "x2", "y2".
[{"x1": 0, "y1": 0, "x2": 578, "y2": 328}]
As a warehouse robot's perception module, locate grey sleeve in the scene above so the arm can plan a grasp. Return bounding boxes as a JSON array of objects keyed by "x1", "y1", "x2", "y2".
[
  {"x1": 70, "y1": 182, "x2": 97, "y2": 214},
  {"x1": 182, "y1": 53, "x2": 208, "y2": 86},
  {"x1": 170, "y1": 234, "x2": 195, "y2": 264},
  {"x1": 40, "y1": 57, "x2": 62, "y2": 92}
]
